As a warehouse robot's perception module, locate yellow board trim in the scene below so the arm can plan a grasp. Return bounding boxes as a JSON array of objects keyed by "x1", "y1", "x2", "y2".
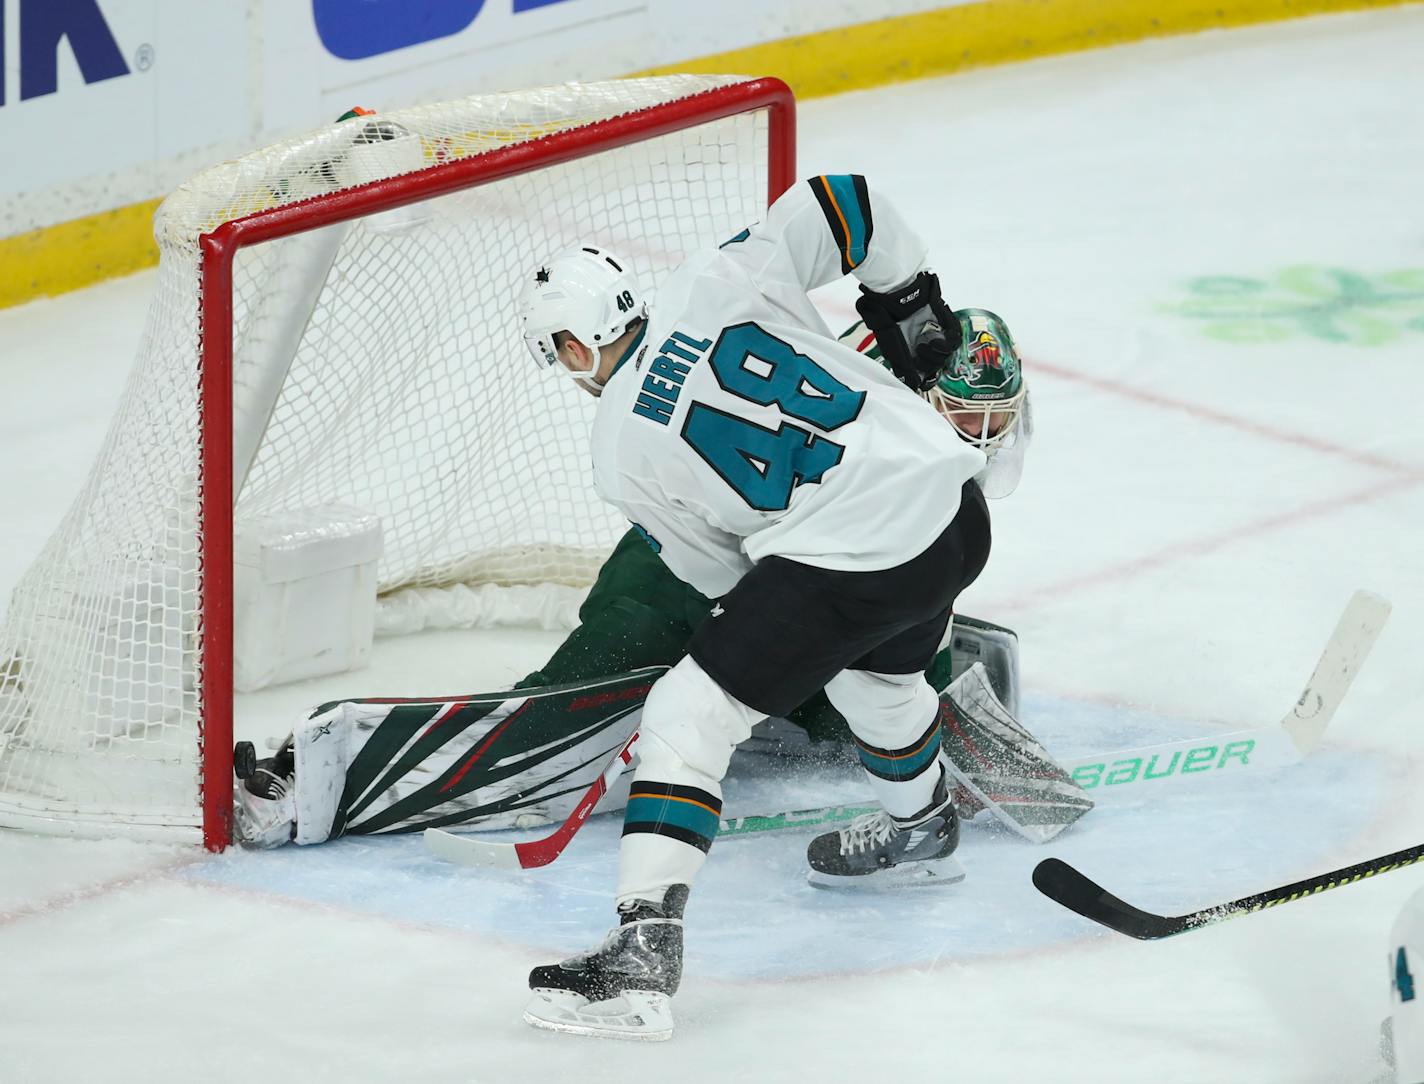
[
  {"x1": 0, "y1": 197, "x2": 162, "y2": 310},
  {"x1": 1, "y1": 0, "x2": 1414, "y2": 310},
  {"x1": 632, "y1": 0, "x2": 1414, "y2": 97}
]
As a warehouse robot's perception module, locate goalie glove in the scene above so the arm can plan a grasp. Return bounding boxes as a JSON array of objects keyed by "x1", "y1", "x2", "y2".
[{"x1": 854, "y1": 270, "x2": 963, "y2": 392}]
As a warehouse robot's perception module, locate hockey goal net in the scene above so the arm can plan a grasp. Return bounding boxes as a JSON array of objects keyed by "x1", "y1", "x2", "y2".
[{"x1": 0, "y1": 75, "x2": 795, "y2": 850}]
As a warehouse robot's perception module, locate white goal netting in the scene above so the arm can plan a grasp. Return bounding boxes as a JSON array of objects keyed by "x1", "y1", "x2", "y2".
[{"x1": 0, "y1": 75, "x2": 786, "y2": 844}]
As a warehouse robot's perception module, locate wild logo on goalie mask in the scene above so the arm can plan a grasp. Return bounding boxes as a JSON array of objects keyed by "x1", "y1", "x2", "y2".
[
  {"x1": 1070, "y1": 739, "x2": 1256, "y2": 789},
  {"x1": 631, "y1": 331, "x2": 712, "y2": 426}
]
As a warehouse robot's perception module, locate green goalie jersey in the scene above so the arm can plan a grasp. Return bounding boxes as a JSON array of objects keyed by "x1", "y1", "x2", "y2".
[{"x1": 516, "y1": 526, "x2": 963, "y2": 745}]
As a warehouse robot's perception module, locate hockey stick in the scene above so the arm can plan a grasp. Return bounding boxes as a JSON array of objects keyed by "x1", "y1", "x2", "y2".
[
  {"x1": 1067, "y1": 588, "x2": 1389, "y2": 788},
  {"x1": 1033, "y1": 842, "x2": 1424, "y2": 940},
  {"x1": 424, "y1": 730, "x2": 640, "y2": 870},
  {"x1": 719, "y1": 589, "x2": 1391, "y2": 838},
  {"x1": 713, "y1": 724, "x2": 1299, "y2": 839}
]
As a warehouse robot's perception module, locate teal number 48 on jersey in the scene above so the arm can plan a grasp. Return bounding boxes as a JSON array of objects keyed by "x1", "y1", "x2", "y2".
[{"x1": 680, "y1": 323, "x2": 864, "y2": 511}]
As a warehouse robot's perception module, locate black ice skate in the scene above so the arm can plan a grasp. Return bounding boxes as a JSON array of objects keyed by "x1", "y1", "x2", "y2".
[
  {"x1": 524, "y1": 884, "x2": 688, "y2": 1041},
  {"x1": 806, "y1": 771, "x2": 965, "y2": 889}
]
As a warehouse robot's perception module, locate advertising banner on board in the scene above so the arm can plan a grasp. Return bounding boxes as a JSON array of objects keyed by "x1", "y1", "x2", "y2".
[{"x1": 0, "y1": 0, "x2": 953, "y2": 239}]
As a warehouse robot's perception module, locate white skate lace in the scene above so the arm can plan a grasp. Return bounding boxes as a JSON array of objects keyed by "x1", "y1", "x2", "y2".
[{"x1": 838, "y1": 811, "x2": 897, "y2": 856}]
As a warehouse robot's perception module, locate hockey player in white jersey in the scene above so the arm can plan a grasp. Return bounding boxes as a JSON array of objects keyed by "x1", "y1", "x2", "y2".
[{"x1": 515, "y1": 174, "x2": 1013, "y2": 1039}]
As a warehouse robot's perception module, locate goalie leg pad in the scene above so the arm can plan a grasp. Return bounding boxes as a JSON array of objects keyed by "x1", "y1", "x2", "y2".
[
  {"x1": 292, "y1": 703, "x2": 363, "y2": 844},
  {"x1": 943, "y1": 614, "x2": 1021, "y2": 718},
  {"x1": 939, "y1": 664, "x2": 1094, "y2": 844},
  {"x1": 241, "y1": 667, "x2": 666, "y2": 846}
]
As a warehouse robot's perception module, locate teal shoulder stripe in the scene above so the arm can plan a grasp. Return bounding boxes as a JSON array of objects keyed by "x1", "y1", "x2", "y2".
[{"x1": 826, "y1": 174, "x2": 873, "y2": 268}]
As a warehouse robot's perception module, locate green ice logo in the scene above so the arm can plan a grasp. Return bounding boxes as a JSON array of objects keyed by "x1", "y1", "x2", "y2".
[{"x1": 1163, "y1": 266, "x2": 1424, "y2": 346}]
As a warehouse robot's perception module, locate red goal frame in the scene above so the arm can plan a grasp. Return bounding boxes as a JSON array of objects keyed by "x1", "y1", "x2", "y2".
[{"x1": 194, "y1": 78, "x2": 796, "y2": 850}]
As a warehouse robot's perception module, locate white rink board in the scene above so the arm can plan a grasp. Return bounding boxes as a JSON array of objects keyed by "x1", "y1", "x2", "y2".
[
  {"x1": 2, "y1": 10, "x2": 1424, "y2": 1083},
  {"x1": 1, "y1": 0, "x2": 956, "y2": 237}
]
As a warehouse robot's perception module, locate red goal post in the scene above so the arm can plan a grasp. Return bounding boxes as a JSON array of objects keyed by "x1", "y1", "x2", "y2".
[{"x1": 0, "y1": 76, "x2": 795, "y2": 852}]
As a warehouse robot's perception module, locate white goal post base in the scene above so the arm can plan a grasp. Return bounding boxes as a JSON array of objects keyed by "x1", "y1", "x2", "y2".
[{"x1": 0, "y1": 75, "x2": 795, "y2": 850}]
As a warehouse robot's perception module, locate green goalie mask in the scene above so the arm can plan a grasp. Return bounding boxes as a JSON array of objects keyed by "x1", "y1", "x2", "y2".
[
  {"x1": 927, "y1": 308, "x2": 1026, "y2": 451},
  {"x1": 842, "y1": 307, "x2": 1026, "y2": 451}
]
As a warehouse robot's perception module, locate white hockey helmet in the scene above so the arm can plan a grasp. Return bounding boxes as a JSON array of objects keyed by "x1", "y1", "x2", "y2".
[{"x1": 516, "y1": 245, "x2": 647, "y2": 384}]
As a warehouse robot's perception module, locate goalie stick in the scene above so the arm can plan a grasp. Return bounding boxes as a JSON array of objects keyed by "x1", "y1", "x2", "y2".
[
  {"x1": 720, "y1": 589, "x2": 1391, "y2": 837},
  {"x1": 1067, "y1": 587, "x2": 1389, "y2": 787},
  {"x1": 426, "y1": 590, "x2": 1389, "y2": 869},
  {"x1": 1033, "y1": 842, "x2": 1424, "y2": 940}
]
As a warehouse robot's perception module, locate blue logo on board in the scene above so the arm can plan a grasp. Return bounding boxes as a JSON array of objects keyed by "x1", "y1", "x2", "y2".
[
  {"x1": 314, "y1": 0, "x2": 579, "y2": 61},
  {"x1": 3, "y1": 0, "x2": 130, "y2": 107}
]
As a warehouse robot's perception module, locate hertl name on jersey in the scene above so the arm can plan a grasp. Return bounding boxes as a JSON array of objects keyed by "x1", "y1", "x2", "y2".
[{"x1": 632, "y1": 332, "x2": 712, "y2": 426}]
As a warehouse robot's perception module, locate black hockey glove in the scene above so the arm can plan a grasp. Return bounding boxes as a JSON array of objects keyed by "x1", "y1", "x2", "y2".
[{"x1": 854, "y1": 271, "x2": 963, "y2": 392}]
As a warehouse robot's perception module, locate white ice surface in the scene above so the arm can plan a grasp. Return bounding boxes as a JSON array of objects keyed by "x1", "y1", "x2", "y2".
[{"x1": 3, "y1": 9, "x2": 1424, "y2": 1082}]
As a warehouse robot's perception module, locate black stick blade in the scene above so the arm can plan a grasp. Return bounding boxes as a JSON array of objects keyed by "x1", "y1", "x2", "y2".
[{"x1": 1032, "y1": 858, "x2": 1187, "y2": 940}]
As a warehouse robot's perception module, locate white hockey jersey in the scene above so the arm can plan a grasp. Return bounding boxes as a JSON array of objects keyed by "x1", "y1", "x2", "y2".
[{"x1": 589, "y1": 176, "x2": 986, "y2": 600}]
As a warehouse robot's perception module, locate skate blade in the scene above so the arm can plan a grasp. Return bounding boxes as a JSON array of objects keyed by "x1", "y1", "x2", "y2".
[
  {"x1": 807, "y1": 854, "x2": 967, "y2": 891},
  {"x1": 523, "y1": 988, "x2": 674, "y2": 1041}
]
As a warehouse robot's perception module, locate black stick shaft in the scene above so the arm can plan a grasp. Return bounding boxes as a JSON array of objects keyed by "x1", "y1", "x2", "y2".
[
  {"x1": 1204, "y1": 841, "x2": 1424, "y2": 925},
  {"x1": 1035, "y1": 841, "x2": 1424, "y2": 940}
]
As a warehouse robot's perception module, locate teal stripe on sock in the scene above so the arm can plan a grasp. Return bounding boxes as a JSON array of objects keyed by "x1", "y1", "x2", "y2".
[
  {"x1": 624, "y1": 794, "x2": 720, "y2": 843},
  {"x1": 856, "y1": 731, "x2": 941, "y2": 781}
]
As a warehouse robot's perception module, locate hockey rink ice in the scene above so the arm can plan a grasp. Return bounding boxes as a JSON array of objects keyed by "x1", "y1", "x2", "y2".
[{"x1": 3, "y1": 8, "x2": 1423, "y2": 1082}]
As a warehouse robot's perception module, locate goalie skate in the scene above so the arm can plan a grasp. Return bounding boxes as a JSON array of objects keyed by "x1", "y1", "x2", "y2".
[{"x1": 523, "y1": 989, "x2": 674, "y2": 1042}]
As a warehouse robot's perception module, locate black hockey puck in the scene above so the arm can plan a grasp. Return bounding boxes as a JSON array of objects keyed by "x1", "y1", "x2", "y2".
[{"x1": 232, "y1": 741, "x2": 257, "y2": 780}]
